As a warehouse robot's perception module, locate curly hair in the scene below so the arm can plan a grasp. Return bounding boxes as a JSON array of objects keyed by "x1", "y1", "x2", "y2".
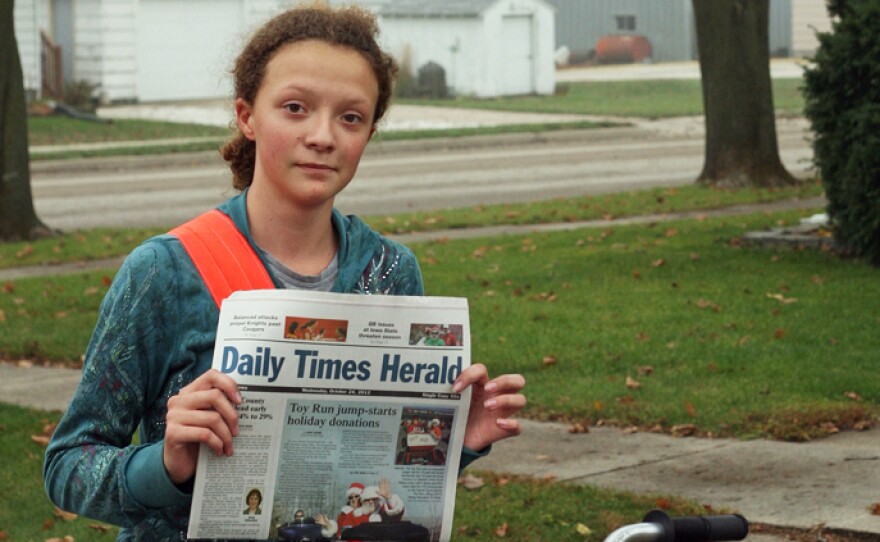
[{"x1": 221, "y1": 3, "x2": 398, "y2": 190}]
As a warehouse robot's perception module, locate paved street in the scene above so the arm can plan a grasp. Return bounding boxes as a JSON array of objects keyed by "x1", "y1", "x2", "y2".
[{"x1": 31, "y1": 117, "x2": 813, "y2": 230}]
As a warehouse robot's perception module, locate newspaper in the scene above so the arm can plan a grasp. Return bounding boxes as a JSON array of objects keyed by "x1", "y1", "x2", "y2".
[{"x1": 187, "y1": 290, "x2": 471, "y2": 542}]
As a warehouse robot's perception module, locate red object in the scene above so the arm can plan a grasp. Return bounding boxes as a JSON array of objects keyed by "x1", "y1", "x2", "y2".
[
  {"x1": 169, "y1": 209, "x2": 275, "y2": 307},
  {"x1": 595, "y1": 35, "x2": 653, "y2": 64}
]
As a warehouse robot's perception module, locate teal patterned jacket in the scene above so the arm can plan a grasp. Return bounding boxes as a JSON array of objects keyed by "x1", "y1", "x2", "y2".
[{"x1": 44, "y1": 192, "x2": 486, "y2": 541}]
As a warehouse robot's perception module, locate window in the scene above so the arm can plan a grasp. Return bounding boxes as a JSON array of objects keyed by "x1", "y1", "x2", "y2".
[{"x1": 615, "y1": 15, "x2": 636, "y2": 32}]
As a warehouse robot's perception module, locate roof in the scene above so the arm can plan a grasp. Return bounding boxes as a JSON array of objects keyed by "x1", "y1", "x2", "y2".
[{"x1": 379, "y1": 0, "x2": 498, "y2": 17}]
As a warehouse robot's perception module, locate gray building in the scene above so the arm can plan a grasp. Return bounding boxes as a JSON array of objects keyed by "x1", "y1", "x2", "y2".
[{"x1": 549, "y1": 0, "x2": 794, "y2": 63}]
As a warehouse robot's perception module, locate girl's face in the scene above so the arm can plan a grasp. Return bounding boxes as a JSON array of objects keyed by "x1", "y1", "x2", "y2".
[
  {"x1": 236, "y1": 40, "x2": 379, "y2": 213},
  {"x1": 248, "y1": 493, "x2": 260, "y2": 508}
]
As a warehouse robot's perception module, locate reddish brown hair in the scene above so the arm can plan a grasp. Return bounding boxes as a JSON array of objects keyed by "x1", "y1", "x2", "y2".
[{"x1": 221, "y1": 4, "x2": 397, "y2": 190}]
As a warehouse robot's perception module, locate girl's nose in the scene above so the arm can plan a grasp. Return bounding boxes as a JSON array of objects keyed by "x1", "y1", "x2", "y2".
[{"x1": 303, "y1": 112, "x2": 335, "y2": 151}]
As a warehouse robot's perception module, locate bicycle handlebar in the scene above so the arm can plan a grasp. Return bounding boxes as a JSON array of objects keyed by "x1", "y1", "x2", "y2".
[{"x1": 602, "y1": 510, "x2": 748, "y2": 542}]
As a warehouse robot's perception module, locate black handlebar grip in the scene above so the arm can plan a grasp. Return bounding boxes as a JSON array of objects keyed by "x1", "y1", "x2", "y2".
[{"x1": 643, "y1": 510, "x2": 748, "y2": 542}]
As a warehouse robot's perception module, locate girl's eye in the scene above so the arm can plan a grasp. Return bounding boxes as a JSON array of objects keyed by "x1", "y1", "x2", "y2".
[
  {"x1": 342, "y1": 113, "x2": 363, "y2": 124},
  {"x1": 285, "y1": 103, "x2": 305, "y2": 114}
]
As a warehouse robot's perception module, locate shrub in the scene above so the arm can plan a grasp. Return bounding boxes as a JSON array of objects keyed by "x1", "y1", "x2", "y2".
[{"x1": 802, "y1": 0, "x2": 880, "y2": 265}]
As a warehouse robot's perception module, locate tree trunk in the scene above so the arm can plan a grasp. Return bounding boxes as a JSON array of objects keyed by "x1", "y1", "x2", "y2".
[
  {"x1": 1, "y1": 0, "x2": 53, "y2": 241},
  {"x1": 692, "y1": 0, "x2": 798, "y2": 188}
]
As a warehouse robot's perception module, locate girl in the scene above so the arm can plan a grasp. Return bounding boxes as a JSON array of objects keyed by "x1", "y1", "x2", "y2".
[{"x1": 44, "y1": 4, "x2": 526, "y2": 540}]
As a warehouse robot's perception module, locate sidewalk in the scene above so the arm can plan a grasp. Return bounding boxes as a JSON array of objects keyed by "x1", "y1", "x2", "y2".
[{"x1": 4, "y1": 197, "x2": 878, "y2": 540}]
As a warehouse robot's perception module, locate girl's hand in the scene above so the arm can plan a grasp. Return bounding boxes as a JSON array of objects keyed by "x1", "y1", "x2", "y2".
[
  {"x1": 163, "y1": 369, "x2": 242, "y2": 484},
  {"x1": 453, "y1": 364, "x2": 526, "y2": 451}
]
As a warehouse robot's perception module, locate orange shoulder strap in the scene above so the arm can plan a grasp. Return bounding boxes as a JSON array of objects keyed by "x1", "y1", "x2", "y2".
[{"x1": 169, "y1": 209, "x2": 274, "y2": 307}]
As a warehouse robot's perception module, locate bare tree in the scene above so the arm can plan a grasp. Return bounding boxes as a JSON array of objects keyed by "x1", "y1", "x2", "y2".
[
  {"x1": 692, "y1": 0, "x2": 798, "y2": 188},
  {"x1": 1, "y1": 0, "x2": 52, "y2": 241}
]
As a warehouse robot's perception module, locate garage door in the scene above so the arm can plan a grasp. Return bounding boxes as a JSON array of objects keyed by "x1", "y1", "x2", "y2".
[
  {"x1": 500, "y1": 15, "x2": 534, "y2": 96},
  {"x1": 137, "y1": 0, "x2": 243, "y2": 101}
]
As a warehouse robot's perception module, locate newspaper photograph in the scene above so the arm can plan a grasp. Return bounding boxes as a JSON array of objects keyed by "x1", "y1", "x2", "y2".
[{"x1": 187, "y1": 290, "x2": 471, "y2": 542}]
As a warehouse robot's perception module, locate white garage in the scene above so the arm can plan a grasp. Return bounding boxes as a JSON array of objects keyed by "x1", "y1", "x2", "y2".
[{"x1": 378, "y1": 0, "x2": 556, "y2": 97}]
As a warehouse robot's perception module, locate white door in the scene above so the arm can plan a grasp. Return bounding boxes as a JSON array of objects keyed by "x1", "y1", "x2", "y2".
[
  {"x1": 500, "y1": 15, "x2": 533, "y2": 95},
  {"x1": 136, "y1": 0, "x2": 243, "y2": 101}
]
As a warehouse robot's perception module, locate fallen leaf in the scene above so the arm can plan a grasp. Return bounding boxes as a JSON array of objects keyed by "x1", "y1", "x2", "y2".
[
  {"x1": 625, "y1": 376, "x2": 641, "y2": 389},
  {"x1": 656, "y1": 498, "x2": 672, "y2": 509},
  {"x1": 494, "y1": 523, "x2": 509, "y2": 537},
  {"x1": 458, "y1": 473, "x2": 484, "y2": 490},
  {"x1": 617, "y1": 395, "x2": 635, "y2": 405},
  {"x1": 31, "y1": 435, "x2": 52, "y2": 446},
  {"x1": 88, "y1": 524, "x2": 112, "y2": 533},
  {"x1": 16, "y1": 244, "x2": 34, "y2": 258},
  {"x1": 869, "y1": 503, "x2": 880, "y2": 515},
  {"x1": 541, "y1": 473, "x2": 557, "y2": 482},
  {"x1": 593, "y1": 400, "x2": 603, "y2": 412},
  {"x1": 568, "y1": 423, "x2": 589, "y2": 434},
  {"x1": 17, "y1": 359, "x2": 33, "y2": 368},
  {"x1": 695, "y1": 298, "x2": 721, "y2": 312},
  {"x1": 854, "y1": 420, "x2": 873, "y2": 431},
  {"x1": 43, "y1": 519, "x2": 54, "y2": 530},
  {"x1": 671, "y1": 424, "x2": 697, "y2": 437},
  {"x1": 632, "y1": 270, "x2": 642, "y2": 279},
  {"x1": 766, "y1": 292, "x2": 798, "y2": 304},
  {"x1": 690, "y1": 252, "x2": 700, "y2": 260},
  {"x1": 534, "y1": 454, "x2": 551, "y2": 461},
  {"x1": 576, "y1": 523, "x2": 592, "y2": 536},
  {"x1": 496, "y1": 477, "x2": 510, "y2": 487},
  {"x1": 652, "y1": 258, "x2": 666, "y2": 267},
  {"x1": 542, "y1": 355, "x2": 558, "y2": 366},
  {"x1": 637, "y1": 365, "x2": 654, "y2": 376},
  {"x1": 622, "y1": 426, "x2": 639, "y2": 434},
  {"x1": 844, "y1": 391, "x2": 862, "y2": 401},
  {"x1": 0, "y1": 309, "x2": 5, "y2": 322},
  {"x1": 0, "y1": 529, "x2": 7, "y2": 540},
  {"x1": 774, "y1": 328, "x2": 786, "y2": 339},
  {"x1": 686, "y1": 402, "x2": 698, "y2": 417},
  {"x1": 54, "y1": 507, "x2": 78, "y2": 521},
  {"x1": 635, "y1": 332, "x2": 649, "y2": 342},
  {"x1": 2, "y1": 282, "x2": 13, "y2": 293},
  {"x1": 664, "y1": 228, "x2": 679, "y2": 238}
]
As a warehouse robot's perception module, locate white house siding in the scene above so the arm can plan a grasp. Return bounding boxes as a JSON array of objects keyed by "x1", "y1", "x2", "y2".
[
  {"x1": 135, "y1": 0, "x2": 244, "y2": 101},
  {"x1": 484, "y1": 0, "x2": 555, "y2": 96},
  {"x1": 69, "y1": 0, "x2": 136, "y2": 103},
  {"x1": 13, "y1": 0, "x2": 50, "y2": 98},
  {"x1": 379, "y1": 18, "x2": 486, "y2": 97},
  {"x1": 792, "y1": 0, "x2": 831, "y2": 58}
]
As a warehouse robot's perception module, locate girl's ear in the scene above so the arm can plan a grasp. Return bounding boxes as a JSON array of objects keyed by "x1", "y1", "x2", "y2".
[
  {"x1": 235, "y1": 98, "x2": 256, "y2": 141},
  {"x1": 369, "y1": 125, "x2": 377, "y2": 140}
]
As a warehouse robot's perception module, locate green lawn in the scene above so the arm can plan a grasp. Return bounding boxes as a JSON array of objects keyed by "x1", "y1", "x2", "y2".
[{"x1": 398, "y1": 78, "x2": 806, "y2": 119}]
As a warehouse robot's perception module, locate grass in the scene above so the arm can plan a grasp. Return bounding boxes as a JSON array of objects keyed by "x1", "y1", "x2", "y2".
[
  {"x1": 27, "y1": 116, "x2": 231, "y2": 146},
  {"x1": 0, "y1": 183, "x2": 823, "y2": 271},
  {"x1": 397, "y1": 78, "x2": 806, "y2": 119},
  {"x1": 414, "y1": 208, "x2": 879, "y2": 440},
  {"x1": 2, "y1": 205, "x2": 877, "y2": 438}
]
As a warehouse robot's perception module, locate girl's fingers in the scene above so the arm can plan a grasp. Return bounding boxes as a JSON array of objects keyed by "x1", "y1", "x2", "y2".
[
  {"x1": 482, "y1": 393, "x2": 528, "y2": 412},
  {"x1": 166, "y1": 416, "x2": 235, "y2": 457},
  {"x1": 452, "y1": 364, "x2": 488, "y2": 393},
  {"x1": 168, "y1": 387, "x2": 240, "y2": 436},
  {"x1": 182, "y1": 369, "x2": 242, "y2": 404}
]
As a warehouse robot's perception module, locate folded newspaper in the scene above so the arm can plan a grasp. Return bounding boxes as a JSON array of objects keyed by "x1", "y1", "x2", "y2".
[{"x1": 188, "y1": 290, "x2": 471, "y2": 542}]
